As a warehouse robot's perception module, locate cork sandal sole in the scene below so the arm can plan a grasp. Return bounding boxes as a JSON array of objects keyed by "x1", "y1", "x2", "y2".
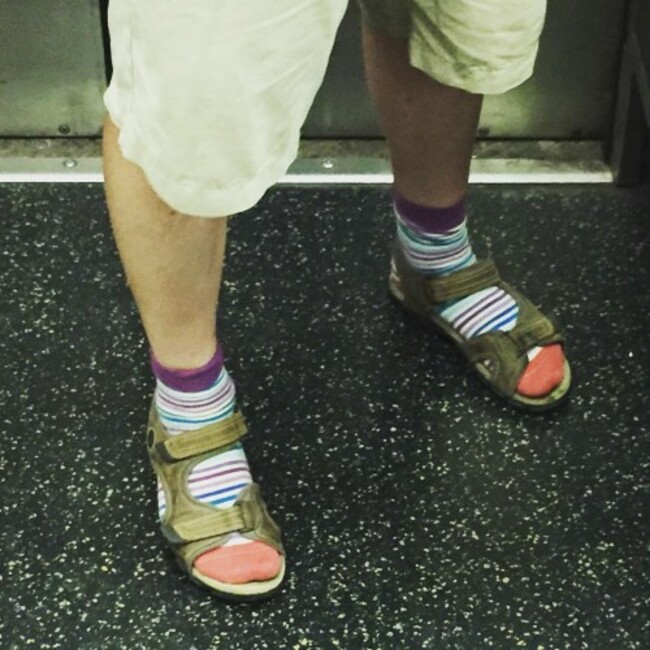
[{"x1": 186, "y1": 557, "x2": 287, "y2": 602}]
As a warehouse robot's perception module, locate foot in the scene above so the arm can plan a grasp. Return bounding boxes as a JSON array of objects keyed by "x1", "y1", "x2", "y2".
[
  {"x1": 390, "y1": 251, "x2": 571, "y2": 409},
  {"x1": 151, "y1": 347, "x2": 283, "y2": 595},
  {"x1": 156, "y1": 441, "x2": 283, "y2": 585},
  {"x1": 148, "y1": 405, "x2": 285, "y2": 599},
  {"x1": 391, "y1": 193, "x2": 569, "y2": 407},
  {"x1": 431, "y1": 279, "x2": 566, "y2": 399}
]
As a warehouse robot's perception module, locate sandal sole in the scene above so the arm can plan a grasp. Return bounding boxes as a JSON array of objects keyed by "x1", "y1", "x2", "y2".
[{"x1": 182, "y1": 556, "x2": 287, "y2": 603}]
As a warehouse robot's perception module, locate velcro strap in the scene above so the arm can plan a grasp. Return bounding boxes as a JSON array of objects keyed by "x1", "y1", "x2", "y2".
[
  {"x1": 425, "y1": 260, "x2": 501, "y2": 303},
  {"x1": 507, "y1": 316, "x2": 561, "y2": 354},
  {"x1": 462, "y1": 332, "x2": 526, "y2": 397},
  {"x1": 157, "y1": 411, "x2": 247, "y2": 462},
  {"x1": 165, "y1": 505, "x2": 250, "y2": 544}
]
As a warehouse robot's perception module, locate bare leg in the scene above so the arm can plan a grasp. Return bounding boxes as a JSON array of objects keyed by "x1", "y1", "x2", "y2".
[
  {"x1": 102, "y1": 116, "x2": 226, "y2": 369},
  {"x1": 362, "y1": 26, "x2": 568, "y2": 404},
  {"x1": 103, "y1": 116, "x2": 282, "y2": 588},
  {"x1": 362, "y1": 25, "x2": 483, "y2": 207}
]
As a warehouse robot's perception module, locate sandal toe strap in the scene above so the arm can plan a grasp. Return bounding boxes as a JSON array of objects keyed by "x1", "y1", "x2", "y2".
[
  {"x1": 463, "y1": 333, "x2": 526, "y2": 396},
  {"x1": 168, "y1": 483, "x2": 284, "y2": 570},
  {"x1": 163, "y1": 503, "x2": 249, "y2": 545},
  {"x1": 462, "y1": 308, "x2": 564, "y2": 397},
  {"x1": 507, "y1": 313, "x2": 564, "y2": 355},
  {"x1": 164, "y1": 484, "x2": 280, "y2": 543}
]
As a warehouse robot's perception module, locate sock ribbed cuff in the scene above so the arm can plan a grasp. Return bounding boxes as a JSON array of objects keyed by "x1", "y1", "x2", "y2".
[
  {"x1": 393, "y1": 190, "x2": 466, "y2": 233},
  {"x1": 150, "y1": 344, "x2": 224, "y2": 393}
]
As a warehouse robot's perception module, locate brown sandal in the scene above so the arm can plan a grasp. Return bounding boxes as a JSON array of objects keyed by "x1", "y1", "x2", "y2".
[
  {"x1": 146, "y1": 404, "x2": 286, "y2": 601},
  {"x1": 389, "y1": 245, "x2": 571, "y2": 412}
]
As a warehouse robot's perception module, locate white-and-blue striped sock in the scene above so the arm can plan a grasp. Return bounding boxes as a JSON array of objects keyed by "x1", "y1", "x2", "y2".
[
  {"x1": 152, "y1": 349, "x2": 254, "y2": 550},
  {"x1": 392, "y1": 194, "x2": 543, "y2": 362}
]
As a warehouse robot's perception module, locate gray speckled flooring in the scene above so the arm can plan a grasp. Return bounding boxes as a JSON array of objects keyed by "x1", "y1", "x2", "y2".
[{"x1": 1, "y1": 183, "x2": 649, "y2": 650}]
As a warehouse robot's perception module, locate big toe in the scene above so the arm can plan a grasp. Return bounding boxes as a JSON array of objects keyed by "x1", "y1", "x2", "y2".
[
  {"x1": 517, "y1": 343, "x2": 565, "y2": 398},
  {"x1": 194, "y1": 541, "x2": 282, "y2": 584}
]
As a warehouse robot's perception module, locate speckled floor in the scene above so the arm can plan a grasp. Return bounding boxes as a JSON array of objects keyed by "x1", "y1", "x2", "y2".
[{"x1": 1, "y1": 183, "x2": 649, "y2": 649}]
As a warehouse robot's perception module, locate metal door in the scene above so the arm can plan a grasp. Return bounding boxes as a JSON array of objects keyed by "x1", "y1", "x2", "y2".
[
  {"x1": 0, "y1": 0, "x2": 629, "y2": 140},
  {"x1": 304, "y1": 0, "x2": 629, "y2": 139},
  {"x1": 0, "y1": 0, "x2": 106, "y2": 136}
]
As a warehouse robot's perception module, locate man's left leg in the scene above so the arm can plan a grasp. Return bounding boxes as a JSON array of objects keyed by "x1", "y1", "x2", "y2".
[{"x1": 360, "y1": 1, "x2": 570, "y2": 409}]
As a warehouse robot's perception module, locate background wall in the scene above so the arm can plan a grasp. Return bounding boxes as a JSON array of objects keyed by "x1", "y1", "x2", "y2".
[
  {"x1": 0, "y1": 0, "x2": 106, "y2": 137},
  {"x1": 304, "y1": 1, "x2": 628, "y2": 139},
  {"x1": 0, "y1": 0, "x2": 629, "y2": 140}
]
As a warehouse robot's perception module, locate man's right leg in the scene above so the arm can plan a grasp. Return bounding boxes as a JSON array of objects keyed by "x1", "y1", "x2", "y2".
[
  {"x1": 103, "y1": 116, "x2": 224, "y2": 371},
  {"x1": 102, "y1": 0, "x2": 347, "y2": 598},
  {"x1": 103, "y1": 116, "x2": 283, "y2": 588}
]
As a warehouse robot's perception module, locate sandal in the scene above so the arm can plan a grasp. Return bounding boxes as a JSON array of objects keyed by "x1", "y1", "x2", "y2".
[
  {"x1": 389, "y1": 245, "x2": 571, "y2": 411},
  {"x1": 146, "y1": 403, "x2": 286, "y2": 601}
]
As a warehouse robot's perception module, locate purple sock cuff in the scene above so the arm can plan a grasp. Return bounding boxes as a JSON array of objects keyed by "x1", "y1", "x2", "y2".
[
  {"x1": 151, "y1": 345, "x2": 224, "y2": 392},
  {"x1": 393, "y1": 191, "x2": 466, "y2": 233}
]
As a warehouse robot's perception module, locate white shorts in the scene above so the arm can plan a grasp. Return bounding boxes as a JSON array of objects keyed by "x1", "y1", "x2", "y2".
[
  {"x1": 104, "y1": 0, "x2": 347, "y2": 217},
  {"x1": 104, "y1": 0, "x2": 546, "y2": 217},
  {"x1": 358, "y1": 0, "x2": 547, "y2": 95}
]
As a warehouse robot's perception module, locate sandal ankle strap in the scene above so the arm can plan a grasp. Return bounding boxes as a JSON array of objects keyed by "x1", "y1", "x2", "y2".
[
  {"x1": 148, "y1": 409, "x2": 247, "y2": 462},
  {"x1": 424, "y1": 259, "x2": 501, "y2": 303}
]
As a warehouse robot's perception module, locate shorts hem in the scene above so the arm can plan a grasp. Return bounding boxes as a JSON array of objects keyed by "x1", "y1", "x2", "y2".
[
  {"x1": 410, "y1": 48, "x2": 538, "y2": 95},
  {"x1": 134, "y1": 144, "x2": 297, "y2": 218},
  {"x1": 105, "y1": 95, "x2": 297, "y2": 218}
]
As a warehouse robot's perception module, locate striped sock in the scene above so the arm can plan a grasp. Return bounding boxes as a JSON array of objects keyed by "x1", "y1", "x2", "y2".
[
  {"x1": 394, "y1": 193, "x2": 528, "y2": 343},
  {"x1": 151, "y1": 346, "x2": 281, "y2": 584},
  {"x1": 393, "y1": 193, "x2": 565, "y2": 397}
]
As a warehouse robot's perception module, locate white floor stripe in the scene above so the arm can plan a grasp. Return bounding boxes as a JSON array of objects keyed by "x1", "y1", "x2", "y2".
[{"x1": 0, "y1": 156, "x2": 613, "y2": 184}]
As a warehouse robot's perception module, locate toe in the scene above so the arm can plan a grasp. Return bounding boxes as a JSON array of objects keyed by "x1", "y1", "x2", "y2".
[
  {"x1": 517, "y1": 343, "x2": 565, "y2": 398},
  {"x1": 194, "y1": 541, "x2": 282, "y2": 585}
]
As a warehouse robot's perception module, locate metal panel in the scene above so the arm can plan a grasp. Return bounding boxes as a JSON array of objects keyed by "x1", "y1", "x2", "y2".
[
  {"x1": 304, "y1": 0, "x2": 628, "y2": 139},
  {"x1": 610, "y1": 0, "x2": 650, "y2": 185},
  {"x1": 0, "y1": 0, "x2": 627, "y2": 140},
  {"x1": 0, "y1": 0, "x2": 106, "y2": 136}
]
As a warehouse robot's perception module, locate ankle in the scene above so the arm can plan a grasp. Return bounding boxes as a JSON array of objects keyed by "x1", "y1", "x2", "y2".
[
  {"x1": 150, "y1": 334, "x2": 218, "y2": 371},
  {"x1": 394, "y1": 192, "x2": 476, "y2": 277},
  {"x1": 394, "y1": 190, "x2": 466, "y2": 233},
  {"x1": 152, "y1": 344, "x2": 234, "y2": 435},
  {"x1": 150, "y1": 341, "x2": 219, "y2": 376}
]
